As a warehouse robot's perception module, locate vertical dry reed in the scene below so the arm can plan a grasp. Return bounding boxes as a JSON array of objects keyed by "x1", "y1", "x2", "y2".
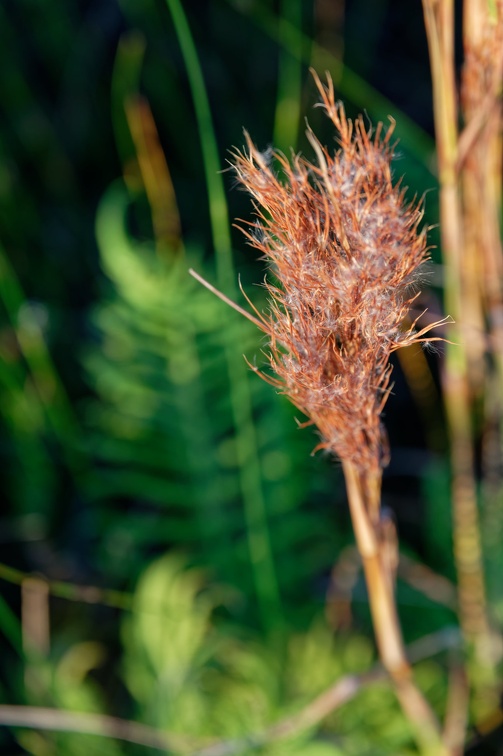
[
  {"x1": 422, "y1": 0, "x2": 503, "y2": 673},
  {"x1": 460, "y1": 3, "x2": 503, "y2": 662}
]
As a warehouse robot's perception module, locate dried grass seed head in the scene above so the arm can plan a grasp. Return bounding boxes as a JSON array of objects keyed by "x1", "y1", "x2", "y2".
[{"x1": 232, "y1": 71, "x2": 433, "y2": 471}]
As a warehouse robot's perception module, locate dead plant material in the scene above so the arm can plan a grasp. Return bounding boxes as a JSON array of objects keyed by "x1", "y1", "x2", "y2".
[{"x1": 230, "y1": 70, "x2": 446, "y2": 479}]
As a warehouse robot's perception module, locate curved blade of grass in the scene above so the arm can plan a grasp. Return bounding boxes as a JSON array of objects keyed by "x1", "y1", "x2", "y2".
[{"x1": 164, "y1": 0, "x2": 282, "y2": 631}]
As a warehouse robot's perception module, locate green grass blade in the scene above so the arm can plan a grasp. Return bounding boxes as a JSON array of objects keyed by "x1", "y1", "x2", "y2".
[
  {"x1": 273, "y1": 0, "x2": 304, "y2": 152},
  {"x1": 164, "y1": 0, "x2": 232, "y2": 286},
  {"x1": 164, "y1": 0, "x2": 282, "y2": 631}
]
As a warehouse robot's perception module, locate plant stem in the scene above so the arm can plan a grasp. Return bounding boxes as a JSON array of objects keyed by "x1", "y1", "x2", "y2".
[
  {"x1": 342, "y1": 460, "x2": 449, "y2": 756},
  {"x1": 273, "y1": 0, "x2": 303, "y2": 153},
  {"x1": 422, "y1": 0, "x2": 492, "y2": 658},
  {"x1": 460, "y1": 1, "x2": 503, "y2": 665}
]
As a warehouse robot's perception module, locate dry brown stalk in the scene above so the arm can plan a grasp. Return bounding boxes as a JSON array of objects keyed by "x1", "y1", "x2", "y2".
[
  {"x1": 442, "y1": 664, "x2": 469, "y2": 755},
  {"x1": 459, "y1": 0, "x2": 503, "y2": 403},
  {"x1": 192, "y1": 70, "x2": 453, "y2": 753},
  {"x1": 460, "y1": 2, "x2": 503, "y2": 661},
  {"x1": 342, "y1": 460, "x2": 446, "y2": 754},
  {"x1": 0, "y1": 705, "x2": 188, "y2": 752},
  {"x1": 422, "y1": 0, "x2": 503, "y2": 664}
]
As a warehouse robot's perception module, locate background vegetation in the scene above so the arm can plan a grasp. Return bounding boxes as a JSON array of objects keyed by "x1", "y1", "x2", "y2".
[{"x1": 0, "y1": 0, "x2": 499, "y2": 753}]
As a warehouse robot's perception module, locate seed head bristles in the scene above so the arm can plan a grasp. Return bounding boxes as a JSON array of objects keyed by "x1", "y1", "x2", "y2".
[{"x1": 225, "y1": 70, "x2": 448, "y2": 474}]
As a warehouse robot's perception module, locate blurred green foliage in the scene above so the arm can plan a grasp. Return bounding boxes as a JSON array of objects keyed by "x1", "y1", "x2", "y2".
[{"x1": 0, "y1": 0, "x2": 488, "y2": 753}]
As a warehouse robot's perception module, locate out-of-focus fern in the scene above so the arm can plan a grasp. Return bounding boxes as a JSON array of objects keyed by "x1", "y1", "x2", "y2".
[
  {"x1": 83, "y1": 179, "x2": 334, "y2": 623},
  {"x1": 16, "y1": 641, "x2": 125, "y2": 756},
  {"x1": 121, "y1": 553, "x2": 447, "y2": 756}
]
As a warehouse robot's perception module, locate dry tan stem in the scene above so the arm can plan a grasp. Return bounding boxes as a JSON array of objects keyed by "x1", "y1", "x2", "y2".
[
  {"x1": 460, "y1": 0, "x2": 503, "y2": 390},
  {"x1": 21, "y1": 577, "x2": 50, "y2": 658},
  {"x1": 342, "y1": 460, "x2": 449, "y2": 755},
  {"x1": 461, "y1": 3, "x2": 503, "y2": 670},
  {"x1": 21, "y1": 577, "x2": 51, "y2": 698},
  {"x1": 398, "y1": 554, "x2": 457, "y2": 611},
  {"x1": 0, "y1": 705, "x2": 186, "y2": 752},
  {"x1": 442, "y1": 664, "x2": 469, "y2": 754},
  {"x1": 422, "y1": 0, "x2": 492, "y2": 659}
]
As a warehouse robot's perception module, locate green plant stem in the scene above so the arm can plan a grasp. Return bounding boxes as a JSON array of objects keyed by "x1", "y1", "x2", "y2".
[
  {"x1": 163, "y1": 0, "x2": 232, "y2": 285},
  {"x1": 273, "y1": 0, "x2": 303, "y2": 152},
  {"x1": 164, "y1": 0, "x2": 282, "y2": 632}
]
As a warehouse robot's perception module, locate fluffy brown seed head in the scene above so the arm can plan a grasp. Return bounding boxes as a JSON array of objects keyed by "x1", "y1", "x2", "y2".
[{"x1": 232, "y1": 72, "x2": 432, "y2": 472}]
